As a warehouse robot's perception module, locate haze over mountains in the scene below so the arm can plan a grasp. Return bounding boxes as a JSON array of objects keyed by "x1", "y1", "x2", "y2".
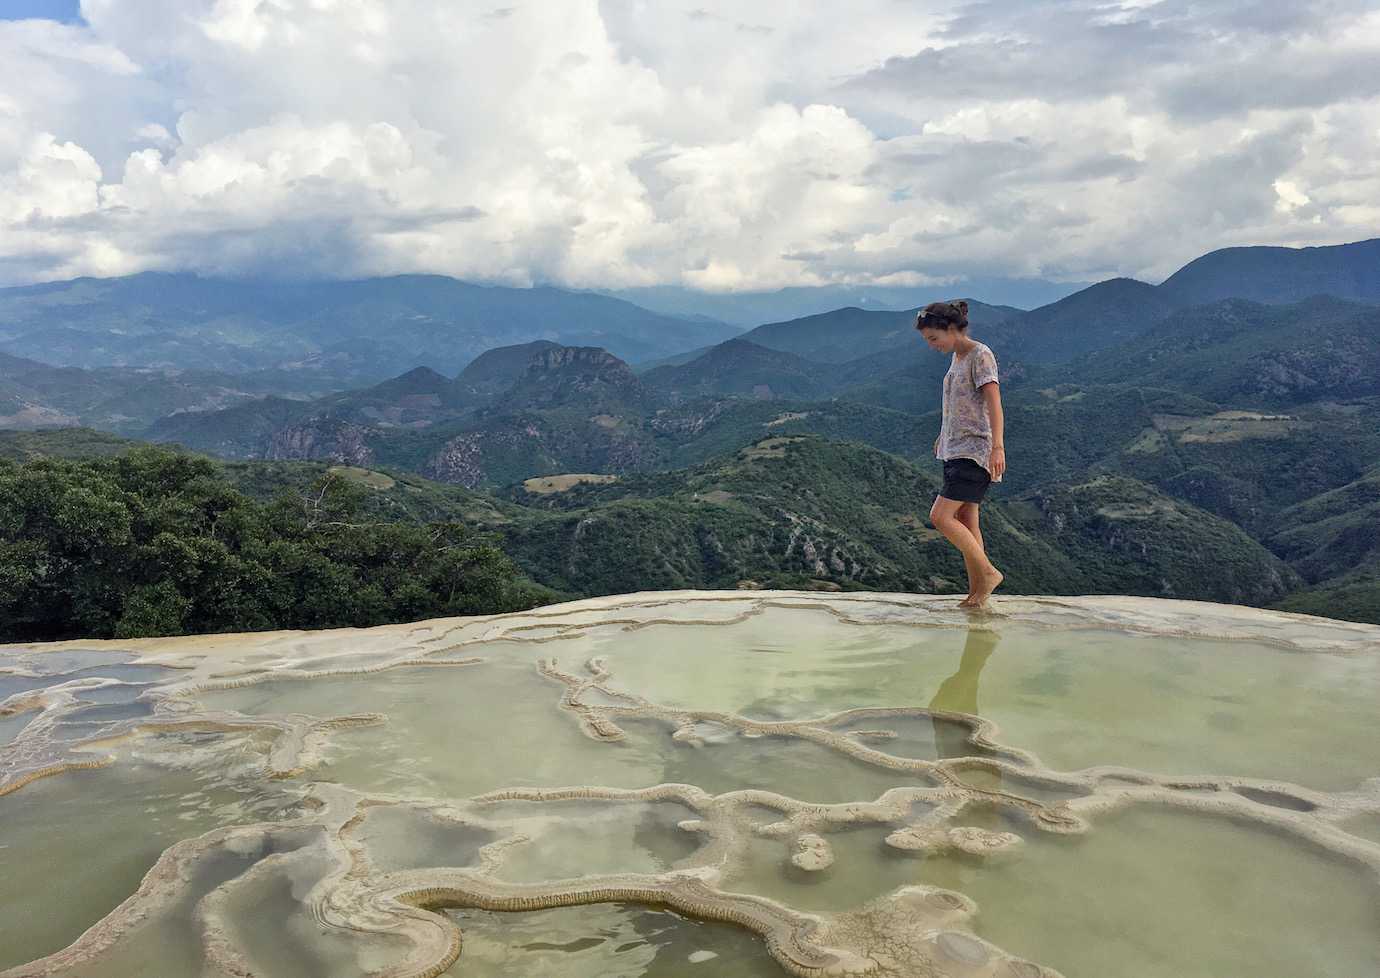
[
  {"x1": 2, "y1": 236, "x2": 1378, "y2": 624},
  {"x1": 0, "y1": 273, "x2": 744, "y2": 390},
  {"x1": 602, "y1": 277, "x2": 1089, "y2": 325}
]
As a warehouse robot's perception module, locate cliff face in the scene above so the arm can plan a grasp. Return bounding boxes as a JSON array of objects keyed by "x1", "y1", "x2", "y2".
[
  {"x1": 1246, "y1": 335, "x2": 1380, "y2": 399},
  {"x1": 268, "y1": 421, "x2": 374, "y2": 466},
  {"x1": 424, "y1": 431, "x2": 486, "y2": 487}
]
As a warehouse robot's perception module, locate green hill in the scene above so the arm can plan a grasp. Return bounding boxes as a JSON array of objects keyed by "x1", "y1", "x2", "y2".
[
  {"x1": 1009, "y1": 474, "x2": 1299, "y2": 605},
  {"x1": 456, "y1": 340, "x2": 563, "y2": 395},
  {"x1": 496, "y1": 345, "x2": 651, "y2": 412},
  {"x1": 992, "y1": 278, "x2": 1178, "y2": 364},
  {"x1": 995, "y1": 386, "x2": 1380, "y2": 526},
  {"x1": 1109, "y1": 398, "x2": 1380, "y2": 524},
  {"x1": 1263, "y1": 470, "x2": 1380, "y2": 584},
  {"x1": 641, "y1": 338, "x2": 835, "y2": 399},
  {"x1": 3, "y1": 434, "x2": 1367, "y2": 627},
  {"x1": 1065, "y1": 297, "x2": 1380, "y2": 405},
  {"x1": 0, "y1": 427, "x2": 144, "y2": 461},
  {"x1": 494, "y1": 435, "x2": 1080, "y2": 597},
  {"x1": 1271, "y1": 570, "x2": 1380, "y2": 624},
  {"x1": 492, "y1": 436, "x2": 1294, "y2": 607},
  {"x1": 1159, "y1": 238, "x2": 1380, "y2": 306}
]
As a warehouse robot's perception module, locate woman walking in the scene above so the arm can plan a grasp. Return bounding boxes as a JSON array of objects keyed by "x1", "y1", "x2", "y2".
[{"x1": 916, "y1": 300, "x2": 1006, "y2": 607}]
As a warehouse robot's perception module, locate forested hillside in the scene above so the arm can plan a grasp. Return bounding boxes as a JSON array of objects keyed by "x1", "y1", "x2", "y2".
[{"x1": 0, "y1": 446, "x2": 551, "y2": 642}]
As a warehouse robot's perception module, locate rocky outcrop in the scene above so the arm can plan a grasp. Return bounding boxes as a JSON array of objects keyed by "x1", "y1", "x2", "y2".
[
  {"x1": 268, "y1": 420, "x2": 374, "y2": 465},
  {"x1": 1246, "y1": 338, "x2": 1378, "y2": 399},
  {"x1": 649, "y1": 399, "x2": 729, "y2": 436},
  {"x1": 424, "y1": 432, "x2": 486, "y2": 487},
  {"x1": 500, "y1": 346, "x2": 649, "y2": 411},
  {"x1": 456, "y1": 340, "x2": 563, "y2": 396}
]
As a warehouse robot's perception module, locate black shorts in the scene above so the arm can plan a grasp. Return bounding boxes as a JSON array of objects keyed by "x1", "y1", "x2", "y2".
[{"x1": 940, "y1": 457, "x2": 992, "y2": 503}]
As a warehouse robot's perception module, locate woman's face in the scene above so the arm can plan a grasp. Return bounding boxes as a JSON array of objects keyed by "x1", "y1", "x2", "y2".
[{"x1": 919, "y1": 325, "x2": 957, "y2": 352}]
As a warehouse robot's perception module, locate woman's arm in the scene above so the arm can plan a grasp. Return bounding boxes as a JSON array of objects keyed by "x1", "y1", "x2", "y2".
[{"x1": 981, "y1": 382, "x2": 1005, "y2": 479}]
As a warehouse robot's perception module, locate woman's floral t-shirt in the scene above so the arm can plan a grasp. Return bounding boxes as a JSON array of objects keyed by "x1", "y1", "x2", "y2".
[{"x1": 936, "y1": 341, "x2": 1001, "y2": 480}]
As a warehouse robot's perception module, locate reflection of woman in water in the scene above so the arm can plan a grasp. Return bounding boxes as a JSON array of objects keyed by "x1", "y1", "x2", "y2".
[{"x1": 928, "y1": 627, "x2": 998, "y2": 759}]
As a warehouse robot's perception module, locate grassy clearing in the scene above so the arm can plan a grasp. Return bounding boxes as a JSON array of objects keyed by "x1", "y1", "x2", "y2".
[
  {"x1": 328, "y1": 465, "x2": 396, "y2": 489},
  {"x1": 521, "y1": 473, "x2": 620, "y2": 494}
]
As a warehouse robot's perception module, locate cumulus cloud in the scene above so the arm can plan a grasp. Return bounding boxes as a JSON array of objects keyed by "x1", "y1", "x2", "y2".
[{"x1": 0, "y1": 0, "x2": 1376, "y2": 289}]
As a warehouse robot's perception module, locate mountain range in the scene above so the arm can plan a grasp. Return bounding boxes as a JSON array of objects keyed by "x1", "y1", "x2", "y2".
[
  {"x1": 601, "y1": 238, "x2": 1375, "y2": 325},
  {"x1": 3, "y1": 236, "x2": 1378, "y2": 623},
  {"x1": 603, "y1": 281, "x2": 1064, "y2": 326},
  {"x1": 0, "y1": 272, "x2": 744, "y2": 389}
]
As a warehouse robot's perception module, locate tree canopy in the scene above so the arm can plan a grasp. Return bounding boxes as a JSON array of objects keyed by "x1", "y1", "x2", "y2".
[{"x1": 0, "y1": 446, "x2": 551, "y2": 642}]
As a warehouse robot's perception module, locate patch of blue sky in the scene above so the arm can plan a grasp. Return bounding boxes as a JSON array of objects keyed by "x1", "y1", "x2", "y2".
[{"x1": 1, "y1": 0, "x2": 84, "y2": 24}]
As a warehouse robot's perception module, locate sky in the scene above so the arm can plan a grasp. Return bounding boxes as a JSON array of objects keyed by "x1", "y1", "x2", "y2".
[
  {"x1": 1, "y1": 1, "x2": 82, "y2": 22},
  {"x1": 0, "y1": 0, "x2": 1376, "y2": 294}
]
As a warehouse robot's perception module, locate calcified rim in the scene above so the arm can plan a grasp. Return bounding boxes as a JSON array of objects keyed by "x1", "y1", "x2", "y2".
[
  {"x1": 2, "y1": 592, "x2": 1379, "y2": 978},
  {"x1": 4, "y1": 590, "x2": 1378, "y2": 661}
]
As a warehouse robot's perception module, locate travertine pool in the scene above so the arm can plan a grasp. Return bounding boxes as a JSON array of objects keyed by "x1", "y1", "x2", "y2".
[{"x1": 2, "y1": 591, "x2": 1378, "y2": 978}]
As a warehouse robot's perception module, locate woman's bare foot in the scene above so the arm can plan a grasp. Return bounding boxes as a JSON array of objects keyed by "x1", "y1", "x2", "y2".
[
  {"x1": 970, "y1": 566, "x2": 1004, "y2": 607},
  {"x1": 958, "y1": 592, "x2": 978, "y2": 608}
]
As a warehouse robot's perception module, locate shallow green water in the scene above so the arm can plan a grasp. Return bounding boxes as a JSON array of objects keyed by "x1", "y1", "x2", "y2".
[
  {"x1": 0, "y1": 743, "x2": 301, "y2": 971},
  {"x1": 0, "y1": 712, "x2": 30, "y2": 748},
  {"x1": 719, "y1": 806, "x2": 1380, "y2": 977},
  {"x1": 206, "y1": 665, "x2": 924, "y2": 803},
  {"x1": 59, "y1": 827, "x2": 323, "y2": 978},
  {"x1": 484, "y1": 799, "x2": 702, "y2": 882},
  {"x1": 441, "y1": 904, "x2": 780, "y2": 978},
  {"x1": 216, "y1": 841, "x2": 410, "y2": 978},
  {"x1": 356, "y1": 806, "x2": 498, "y2": 873},
  {"x1": 1344, "y1": 814, "x2": 1380, "y2": 845},
  {"x1": 920, "y1": 808, "x2": 1380, "y2": 978},
  {"x1": 566, "y1": 610, "x2": 1380, "y2": 789}
]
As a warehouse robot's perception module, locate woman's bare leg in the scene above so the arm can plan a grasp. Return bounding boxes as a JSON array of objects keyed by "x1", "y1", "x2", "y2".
[
  {"x1": 929, "y1": 497, "x2": 1002, "y2": 605},
  {"x1": 957, "y1": 503, "x2": 984, "y2": 606}
]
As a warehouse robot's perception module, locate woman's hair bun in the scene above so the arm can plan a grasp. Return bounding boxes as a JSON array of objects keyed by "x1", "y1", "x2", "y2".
[{"x1": 916, "y1": 299, "x2": 969, "y2": 330}]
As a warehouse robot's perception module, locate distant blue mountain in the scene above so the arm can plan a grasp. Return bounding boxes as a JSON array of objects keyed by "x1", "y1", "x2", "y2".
[
  {"x1": 603, "y1": 278, "x2": 1088, "y2": 326},
  {"x1": 1159, "y1": 238, "x2": 1380, "y2": 306},
  {"x1": 608, "y1": 238, "x2": 1380, "y2": 329},
  {"x1": 0, "y1": 272, "x2": 743, "y2": 388}
]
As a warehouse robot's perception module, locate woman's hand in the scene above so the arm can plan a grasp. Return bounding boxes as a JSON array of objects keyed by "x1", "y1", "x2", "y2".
[
  {"x1": 989, "y1": 445, "x2": 1006, "y2": 479},
  {"x1": 934, "y1": 436, "x2": 940, "y2": 458}
]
